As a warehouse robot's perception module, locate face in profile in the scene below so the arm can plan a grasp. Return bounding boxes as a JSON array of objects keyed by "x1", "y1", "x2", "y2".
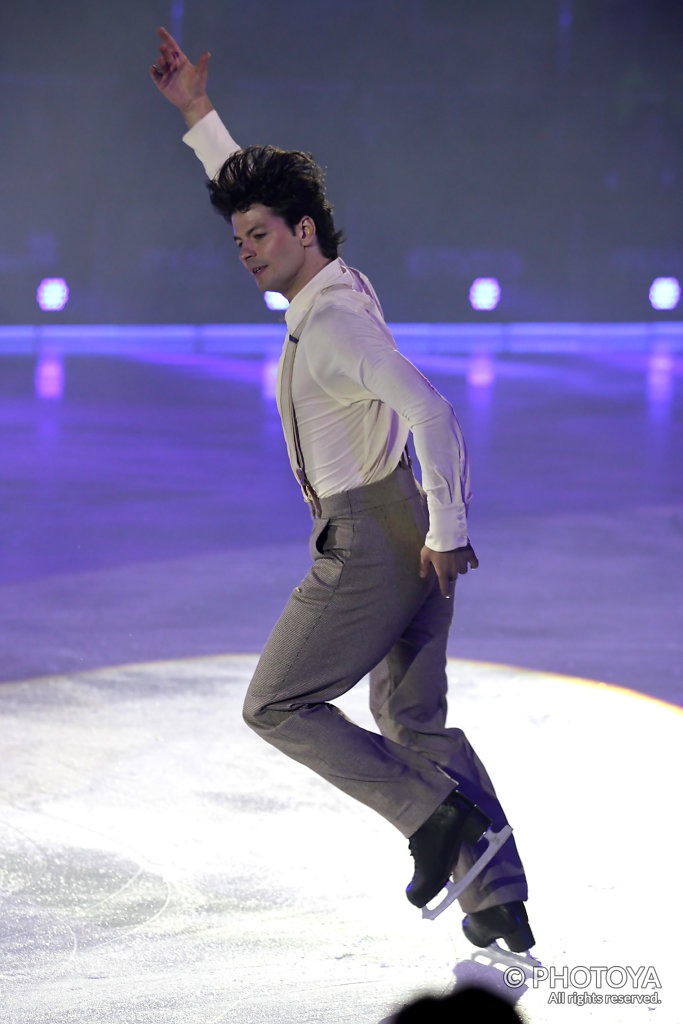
[{"x1": 232, "y1": 204, "x2": 314, "y2": 301}]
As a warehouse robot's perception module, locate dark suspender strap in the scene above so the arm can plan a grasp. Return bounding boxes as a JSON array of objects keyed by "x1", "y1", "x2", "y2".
[
  {"x1": 284, "y1": 333, "x2": 322, "y2": 518},
  {"x1": 399, "y1": 445, "x2": 412, "y2": 469}
]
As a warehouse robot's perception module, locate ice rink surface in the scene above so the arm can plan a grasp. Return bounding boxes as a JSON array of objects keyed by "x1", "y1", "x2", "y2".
[
  {"x1": 1, "y1": 347, "x2": 681, "y2": 1021},
  {"x1": 2, "y1": 656, "x2": 680, "y2": 1023}
]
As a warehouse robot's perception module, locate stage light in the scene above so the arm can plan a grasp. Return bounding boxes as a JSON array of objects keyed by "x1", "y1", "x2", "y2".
[
  {"x1": 648, "y1": 277, "x2": 680, "y2": 311},
  {"x1": 264, "y1": 291, "x2": 289, "y2": 311},
  {"x1": 469, "y1": 278, "x2": 500, "y2": 311},
  {"x1": 37, "y1": 278, "x2": 69, "y2": 311},
  {"x1": 35, "y1": 352, "x2": 64, "y2": 400}
]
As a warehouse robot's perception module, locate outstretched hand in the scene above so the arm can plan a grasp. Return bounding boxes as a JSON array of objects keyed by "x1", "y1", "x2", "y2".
[
  {"x1": 419, "y1": 544, "x2": 479, "y2": 598},
  {"x1": 150, "y1": 26, "x2": 213, "y2": 127}
]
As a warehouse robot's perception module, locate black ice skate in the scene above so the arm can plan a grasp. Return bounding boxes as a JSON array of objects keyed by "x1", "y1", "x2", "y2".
[
  {"x1": 406, "y1": 788, "x2": 502, "y2": 911},
  {"x1": 420, "y1": 821, "x2": 514, "y2": 920},
  {"x1": 462, "y1": 900, "x2": 535, "y2": 952}
]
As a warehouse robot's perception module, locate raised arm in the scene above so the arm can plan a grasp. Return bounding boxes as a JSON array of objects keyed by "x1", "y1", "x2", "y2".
[
  {"x1": 150, "y1": 26, "x2": 240, "y2": 177},
  {"x1": 150, "y1": 26, "x2": 214, "y2": 129}
]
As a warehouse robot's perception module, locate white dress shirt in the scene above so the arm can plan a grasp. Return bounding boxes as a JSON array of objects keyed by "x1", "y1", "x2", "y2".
[{"x1": 182, "y1": 113, "x2": 471, "y2": 551}]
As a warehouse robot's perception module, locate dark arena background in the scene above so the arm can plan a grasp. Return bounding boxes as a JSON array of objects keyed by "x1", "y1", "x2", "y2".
[
  {"x1": 1, "y1": 3, "x2": 682, "y2": 1023},
  {"x1": 2, "y1": 0, "x2": 682, "y2": 324}
]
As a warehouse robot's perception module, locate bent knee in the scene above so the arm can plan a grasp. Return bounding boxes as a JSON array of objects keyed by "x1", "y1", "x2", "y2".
[
  {"x1": 242, "y1": 690, "x2": 286, "y2": 733},
  {"x1": 242, "y1": 694, "x2": 264, "y2": 731}
]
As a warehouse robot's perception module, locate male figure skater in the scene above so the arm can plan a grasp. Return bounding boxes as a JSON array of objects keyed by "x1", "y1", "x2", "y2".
[{"x1": 150, "y1": 27, "x2": 534, "y2": 952}]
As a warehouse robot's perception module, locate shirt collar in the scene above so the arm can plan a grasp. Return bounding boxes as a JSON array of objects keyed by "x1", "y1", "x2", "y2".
[{"x1": 285, "y1": 258, "x2": 351, "y2": 337}]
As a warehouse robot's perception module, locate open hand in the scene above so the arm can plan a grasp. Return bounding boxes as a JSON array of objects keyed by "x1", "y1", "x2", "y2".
[
  {"x1": 150, "y1": 26, "x2": 213, "y2": 125},
  {"x1": 419, "y1": 544, "x2": 479, "y2": 598}
]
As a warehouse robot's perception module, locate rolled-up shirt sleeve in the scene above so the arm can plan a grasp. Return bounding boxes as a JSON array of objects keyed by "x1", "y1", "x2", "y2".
[
  {"x1": 306, "y1": 299, "x2": 472, "y2": 551},
  {"x1": 182, "y1": 110, "x2": 240, "y2": 179}
]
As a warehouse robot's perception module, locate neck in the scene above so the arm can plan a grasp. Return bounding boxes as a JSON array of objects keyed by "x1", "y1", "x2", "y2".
[{"x1": 285, "y1": 253, "x2": 333, "y2": 301}]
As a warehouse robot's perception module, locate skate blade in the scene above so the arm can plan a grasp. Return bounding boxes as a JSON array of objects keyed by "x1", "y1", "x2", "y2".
[
  {"x1": 421, "y1": 824, "x2": 513, "y2": 921},
  {"x1": 470, "y1": 941, "x2": 542, "y2": 970}
]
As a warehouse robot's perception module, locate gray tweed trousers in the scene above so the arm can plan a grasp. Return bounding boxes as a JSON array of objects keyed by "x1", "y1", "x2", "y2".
[{"x1": 243, "y1": 462, "x2": 528, "y2": 912}]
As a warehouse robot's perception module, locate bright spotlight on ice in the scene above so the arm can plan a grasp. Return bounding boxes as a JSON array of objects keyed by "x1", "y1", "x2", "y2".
[
  {"x1": 37, "y1": 278, "x2": 69, "y2": 311},
  {"x1": 469, "y1": 278, "x2": 501, "y2": 311}
]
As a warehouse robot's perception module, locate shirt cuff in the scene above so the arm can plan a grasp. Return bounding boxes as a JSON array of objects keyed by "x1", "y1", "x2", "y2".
[
  {"x1": 425, "y1": 501, "x2": 469, "y2": 551},
  {"x1": 182, "y1": 110, "x2": 241, "y2": 180}
]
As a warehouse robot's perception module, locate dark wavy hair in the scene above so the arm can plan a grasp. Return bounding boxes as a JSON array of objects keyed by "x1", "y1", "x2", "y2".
[{"x1": 207, "y1": 145, "x2": 345, "y2": 261}]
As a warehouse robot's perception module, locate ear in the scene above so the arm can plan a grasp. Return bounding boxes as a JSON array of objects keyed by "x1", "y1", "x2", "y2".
[{"x1": 297, "y1": 215, "x2": 318, "y2": 248}]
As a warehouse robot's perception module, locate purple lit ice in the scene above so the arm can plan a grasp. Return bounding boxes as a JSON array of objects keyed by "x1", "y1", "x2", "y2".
[
  {"x1": 467, "y1": 352, "x2": 496, "y2": 387},
  {"x1": 261, "y1": 356, "x2": 279, "y2": 400},
  {"x1": 35, "y1": 353, "x2": 64, "y2": 400}
]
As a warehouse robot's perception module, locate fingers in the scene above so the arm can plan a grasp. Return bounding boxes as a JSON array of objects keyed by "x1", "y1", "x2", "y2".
[
  {"x1": 157, "y1": 25, "x2": 180, "y2": 48},
  {"x1": 150, "y1": 59, "x2": 176, "y2": 83},
  {"x1": 434, "y1": 569, "x2": 452, "y2": 597},
  {"x1": 467, "y1": 546, "x2": 480, "y2": 570},
  {"x1": 419, "y1": 549, "x2": 452, "y2": 597},
  {"x1": 419, "y1": 544, "x2": 436, "y2": 580},
  {"x1": 453, "y1": 544, "x2": 478, "y2": 574},
  {"x1": 420, "y1": 545, "x2": 476, "y2": 598},
  {"x1": 197, "y1": 51, "x2": 211, "y2": 78},
  {"x1": 152, "y1": 25, "x2": 188, "y2": 77}
]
